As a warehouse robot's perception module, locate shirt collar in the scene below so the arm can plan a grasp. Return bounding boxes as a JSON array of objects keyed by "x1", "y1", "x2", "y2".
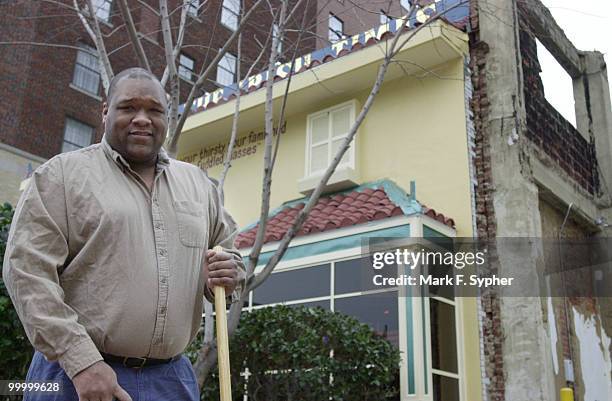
[{"x1": 101, "y1": 135, "x2": 170, "y2": 172}]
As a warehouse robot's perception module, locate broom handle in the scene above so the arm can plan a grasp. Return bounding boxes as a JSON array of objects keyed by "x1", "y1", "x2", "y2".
[{"x1": 212, "y1": 245, "x2": 232, "y2": 401}]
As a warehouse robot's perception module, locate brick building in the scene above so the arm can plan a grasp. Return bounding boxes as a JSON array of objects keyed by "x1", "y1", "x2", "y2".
[{"x1": 0, "y1": 0, "x2": 318, "y2": 204}]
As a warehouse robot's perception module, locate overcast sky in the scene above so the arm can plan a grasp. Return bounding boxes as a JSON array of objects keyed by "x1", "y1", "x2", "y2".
[{"x1": 538, "y1": 0, "x2": 612, "y2": 126}]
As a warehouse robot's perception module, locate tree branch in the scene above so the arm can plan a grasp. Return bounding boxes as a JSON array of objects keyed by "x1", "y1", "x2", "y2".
[
  {"x1": 166, "y1": 0, "x2": 267, "y2": 156},
  {"x1": 159, "y1": 0, "x2": 180, "y2": 137},
  {"x1": 116, "y1": 0, "x2": 151, "y2": 71},
  {"x1": 247, "y1": 0, "x2": 288, "y2": 273},
  {"x1": 80, "y1": 0, "x2": 114, "y2": 95}
]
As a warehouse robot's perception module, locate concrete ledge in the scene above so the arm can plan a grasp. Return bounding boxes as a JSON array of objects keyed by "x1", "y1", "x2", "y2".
[
  {"x1": 530, "y1": 149, "x2": 600, "y2": 230},
  {"x1": 519, "y1": 0, "x2": 582, "y2": 78},
  {"x1": 0, "y1": 142, "x2": 47, "y2": 164}
]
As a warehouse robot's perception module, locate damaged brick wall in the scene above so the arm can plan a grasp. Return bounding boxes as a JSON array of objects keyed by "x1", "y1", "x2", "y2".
[
  {"x1": 518, "y1": 18, "x2": 600, "y2": 195},
  {"x1": 468, "y1": 1, "x2": 505, "y2": 400}
]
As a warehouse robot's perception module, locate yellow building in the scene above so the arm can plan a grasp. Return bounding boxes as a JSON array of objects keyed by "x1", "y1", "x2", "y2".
[{"x1": 179, "y1": 19, "x2": 482, "y2": 401}]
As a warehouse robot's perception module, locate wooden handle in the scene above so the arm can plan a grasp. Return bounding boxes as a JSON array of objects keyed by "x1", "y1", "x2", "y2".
[{"x1": 212, "y1": 245, "x2": 232, "y2": 401}]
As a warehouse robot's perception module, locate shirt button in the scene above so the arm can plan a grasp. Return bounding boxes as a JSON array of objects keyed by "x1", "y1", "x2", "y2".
[
  {"x1": 161, "y1": 277, "x2": 167, "y2": 284},
  {"x1": 160, "y1": 307, "x2": 166, "y2": 314}
]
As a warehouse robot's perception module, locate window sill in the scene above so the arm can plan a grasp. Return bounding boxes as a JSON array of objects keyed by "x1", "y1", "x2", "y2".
[
  {"x1": 69, "y1": 83, "x2": 102, "y2": 101},
  {"x1": 298, "y1": 165, "x2": 360, "y2": 195}
]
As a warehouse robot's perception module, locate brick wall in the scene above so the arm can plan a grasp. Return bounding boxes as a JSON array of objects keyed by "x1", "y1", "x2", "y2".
[
  {"x1": 469, "y1": 0, "x2": 505, "y2": 400},
  {"x1": 518, "y1": 21, "x2": 600, "y2": 195},
  {"x1": 0, "y1": 0, "x2": 317, "y2": 160}
]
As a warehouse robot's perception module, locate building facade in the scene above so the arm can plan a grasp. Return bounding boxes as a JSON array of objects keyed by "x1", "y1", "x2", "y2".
[{"x1": 179, "y1": 14, "x2": 482, "y2": 399}]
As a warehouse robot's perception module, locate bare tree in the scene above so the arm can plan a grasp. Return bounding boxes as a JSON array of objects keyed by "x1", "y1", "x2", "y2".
[{"x1": 1, "y1": 0, "x2": 470, "y2": 390}]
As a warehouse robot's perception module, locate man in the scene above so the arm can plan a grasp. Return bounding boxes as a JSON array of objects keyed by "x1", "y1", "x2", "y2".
[{"x1": 3, "y1": 67, "x2": 245, "y2": 401}]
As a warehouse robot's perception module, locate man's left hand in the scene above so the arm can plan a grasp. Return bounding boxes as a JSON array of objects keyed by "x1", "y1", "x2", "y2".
[{"x1": 205, "y1": 249, "x2": 240, "y2": 294}]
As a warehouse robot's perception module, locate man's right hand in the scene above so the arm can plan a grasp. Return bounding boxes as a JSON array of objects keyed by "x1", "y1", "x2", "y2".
[{"x1": 72, "y1": 361, "x2": 132, "y2": 401}]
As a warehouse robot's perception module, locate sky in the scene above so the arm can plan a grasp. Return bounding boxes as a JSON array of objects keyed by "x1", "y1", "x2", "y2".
[{"x1": 538, "y1": 0, "x2": 612, "y2": 126}]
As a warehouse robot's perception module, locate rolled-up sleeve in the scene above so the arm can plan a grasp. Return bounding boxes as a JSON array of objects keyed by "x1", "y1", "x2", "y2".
[
  {"x1": 2, "y1": 157, "x2": 102, "y2": 379},
  {"x1": 204, "y1": 176, "x2": 246, "y2": 304}
]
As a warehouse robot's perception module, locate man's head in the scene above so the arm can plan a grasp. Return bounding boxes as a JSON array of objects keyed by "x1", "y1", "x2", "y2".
[{"x1": 103, "y1": 68, "x2": 168, "y2": 167}]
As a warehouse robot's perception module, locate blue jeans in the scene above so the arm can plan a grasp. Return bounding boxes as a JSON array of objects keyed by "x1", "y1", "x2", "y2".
[{"x1": 23, "y1": 351, "x2": 200, "y2": 401}]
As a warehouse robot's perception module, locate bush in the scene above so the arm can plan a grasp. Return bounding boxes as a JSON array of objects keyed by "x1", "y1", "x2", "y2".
[
  {"x1": 0, "y1": 202, "x2": 34, "y2": 380},
  {"x1": 189, "y1": 305, "x2": 400, "y2": 401}
]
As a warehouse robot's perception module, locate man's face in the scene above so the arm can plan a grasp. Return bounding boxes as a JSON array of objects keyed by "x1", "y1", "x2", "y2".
[{"x1": 103, "y1": 77, "x2": 168, "y2": 165}]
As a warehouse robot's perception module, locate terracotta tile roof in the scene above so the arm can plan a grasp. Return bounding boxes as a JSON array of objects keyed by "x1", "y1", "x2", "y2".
[{"x1": 235, "y1": 182, "x2": 455, "y2": 249}]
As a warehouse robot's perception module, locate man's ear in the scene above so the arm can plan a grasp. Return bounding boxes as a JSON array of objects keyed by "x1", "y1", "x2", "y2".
[{"x1": 102, "y1": 102, "x2": 108, "y2": 124}]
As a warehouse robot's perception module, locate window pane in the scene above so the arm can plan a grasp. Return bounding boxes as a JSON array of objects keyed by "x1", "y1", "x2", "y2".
[
  {"x1": 63, "y1": 119, "x2": 93, "y2": 153},
  {"x1": 430, "y1": 299, "x2": 458, "y2": 373},
  {"x1": 225, "y1": 0, "x2": 239, "y2": 13},
  {"x1": 328, "y1": 14, "x2": 343, "y2": 42},
  {"x1": 187, "y1": 0, "x2": 199, "y2": 16},
  {"x1": 179, "y1": 54, "x2": 194, "y2": 81},
  {"x1": 76, "y1": 49, "x2": 98, "y2": 69},
  {"x1": 335, "y1": 257, "x2": 397, "y2": 294},
  {"x1": 334, "y1": 292, "x2": 399, "y2": 347},
  {"x1": 221, "y1": 0, "x2": 239, "y2": 30},
  {"x1": 331, "y1": 138, "x2": 351, "y2": 166},
  {"x1": 401, "y1": 0, "x2": 412, "y2": 12},
  {"x1": 92, "y1": 0, "x2": 111, "y2": 21},
  {"x1": 73, "y1": 48, "x2": 100, "y2": 95},
  {"x1": 432, "y1": 375, "x2": 460, "y2": 401},
  {"x1": 310, "y1": 143, "x2": 328, "y2": 173},
  {"x1": 311, "y1": 114, "x2": 328, "y2": 144},
  {"x1": 287, "y1": 300, "x2": 330, "y2": 311},
  {"x1": 331, "y1": 107, "x2": 350, "y2": 138},
  {"x1": 252, "y1": 264, "x2": 330, "y2": 306},
  {"x1": 219, "y1": 52, "x2": 236, "y2": 72}
]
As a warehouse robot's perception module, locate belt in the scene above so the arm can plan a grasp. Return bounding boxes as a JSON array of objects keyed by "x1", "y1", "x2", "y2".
[{"x1": 100, "y1": 352, "x2": 182, "y2": 368}]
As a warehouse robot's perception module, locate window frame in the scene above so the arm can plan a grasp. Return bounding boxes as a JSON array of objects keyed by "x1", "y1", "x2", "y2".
[
  {"x1": 216, "y1": 51, "x2": 237, "y2": 87},
  {"x1": 178, "y1": 53, "x2": 196, "y2": 82},
  {"x1": 304, "y1": 99, "x2": 357, "y2": 178},
  {"x1": 243, "y1": 239, "x2": 464, "y2": 401},
  {"x1": 220, "y1": 0, "x2": 240, "y2": 31},
  {"x1": 62, "y1": 118, "x2": 94, "y2": 153},
  {"x1": 71, "y1": 44, "x2": 101, "y2": 96},
  {"x1": 186, "y1": 0, "x2": 200, "y2": 17},
  {"x1": 328, "y1": 13, "x2": 344, "y2": 43},
  {"x1": 92, "y1": 0, "x2": 112, "y2": 22}
]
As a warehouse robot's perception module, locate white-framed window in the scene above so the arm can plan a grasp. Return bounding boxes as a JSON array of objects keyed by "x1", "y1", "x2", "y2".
[
  {"x1": 216, "y1": 51, "x2": 236, "y2": 86},
  {"x1": 92, "y1": 0, "x2": 112, "y2": 22},
  {"x1": 178, "y1": 53, "x2": 195, "y2": 81},
  {"x1": 221, "y1": 0, "x2": 240, "y2": 30},
  {"x1": 62, "y1": 118, "x2": 94, "y2": 153},
  {"x1": 273, "y1": 23, "x2": 282, "y2": 55},
  {"x1": 187, "y1": 0, "x2": 200, "y2": 17},
  {"x1": 305, "y1": 100, "x2": 355, "y2": 177},
  {"x1": 328, "y1": 13, "x2": 344, "y2": 43},
  {"x1": 380, "y1": 10, "x2": 392, "y2": 25},
  {"x1": 72, "y1": 45, "x2": 100, "y2": 95}
]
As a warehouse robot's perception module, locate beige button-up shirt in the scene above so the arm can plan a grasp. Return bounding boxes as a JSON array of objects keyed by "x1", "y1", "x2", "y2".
[{"x1": 2, "y1": 138, "x2": 245, "y2": 379}]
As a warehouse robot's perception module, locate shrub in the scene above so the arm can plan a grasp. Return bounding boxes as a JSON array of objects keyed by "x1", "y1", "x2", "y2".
[
  {"x1": 0, "y1": 202, "x2": 34, "y2": 380},
  {"x1": 189, "y1": 305, "x2": 400, "y2": 401}
]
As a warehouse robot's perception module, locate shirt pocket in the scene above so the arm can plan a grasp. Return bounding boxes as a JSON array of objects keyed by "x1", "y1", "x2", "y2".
[{"x1": 174, "y1": 200, "x2": 208, "y2": 248}]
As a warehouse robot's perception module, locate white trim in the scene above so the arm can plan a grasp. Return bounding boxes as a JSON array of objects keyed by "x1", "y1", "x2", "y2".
[
  {"x1": 432, "y1": 369, "x2": 460, "y2": 380},
  {"x1": 69, "y1": 83, "x2": 102, "y2": 101},
  {"x1": 0, "y1": 142, "x2": 47, "y2": 164}
]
